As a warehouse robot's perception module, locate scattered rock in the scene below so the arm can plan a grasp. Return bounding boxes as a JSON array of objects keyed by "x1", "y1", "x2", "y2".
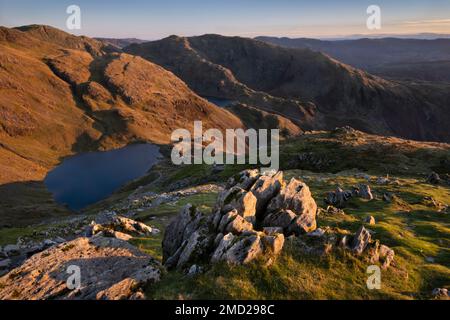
[
  {"x1": 307, "y1": 228, "x2": 325, "y2": 237},
  {"x1": 325, "y1": 187, "x2": 352, "y2": 208},
  {"x1": 3, "y1": 244, "x2": 20, "y2": 257},
  {"x1": 364, "y1": 216, "x2": 376, "y2": 225},
  {"x1": 425, "y1": 256, "x2": 435, "y2": 263},
  {"x1": 378, "y1": 244, "x2": 395, "y2": 269},
  {"x1": 187, "y1": 264, "x2": 203, "y2": 277},
  {"x1": 350, "y1": 226, "x2": 372, "y2": 255},
  {"x1": 0, "y1": 237, "x2": 161, "y2": 300},
  {"x1": 426, "y1": 172, "x2": 441, "y2": 185},
  {"x1": 89, "y1": 213, "x2": 158, "y2": 240},
  {"x1": 382, "y1": 193, "x2": 392, "y2": 202},
  {"x1": 432, "y1": 288, "x2": 449, "y2": 299},
  {"x1": 356, "y1": 184, "x2": 374, "y2": 200},
  {"x1": 375, "y1": 176, "x2": 390, "y2": 185},
  {"x1": 340, "y1": 226, "x2": 395, "y2": 269},
  {"x1": 320, "y1": 206, "x2": 345, "y2": 215}
]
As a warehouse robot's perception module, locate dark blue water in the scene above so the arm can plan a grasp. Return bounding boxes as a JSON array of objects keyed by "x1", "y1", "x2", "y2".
[
  {"x1": 203, "y1": 96, "x2": 235, "y2": 108},
  {"x1": 44, "y1": 144, "x2": 161, "y2": 211}
]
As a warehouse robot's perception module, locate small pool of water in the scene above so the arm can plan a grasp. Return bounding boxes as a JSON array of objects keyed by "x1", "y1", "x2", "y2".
[
  {"x1": 203, "y1": 96, "x2": 235, "y2": 108},
  {"x1": 44, "y1": 144, "x2": 161, "y2": 211}
]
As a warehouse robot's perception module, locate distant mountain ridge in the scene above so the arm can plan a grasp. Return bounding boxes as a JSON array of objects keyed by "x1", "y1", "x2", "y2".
[
  {"x1": 95, "y1": 37, "x2": 147, "y2": 49},
  {"x1": 256, "y1": 36, "x2": 450, "y2": 82},
  {"x1": 125, "y1": 34, "x2": 450, "y2": 143}
]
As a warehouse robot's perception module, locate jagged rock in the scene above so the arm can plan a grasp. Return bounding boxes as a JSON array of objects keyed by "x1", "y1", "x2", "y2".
[
  {"x1": 224, "y1": 214, "x2": 254, "y2": 235},
  {"x1": 267, "y1": 178, "x2": 317, "y2": 234},
  {"x1": 325, "y1": 187, "x2": 352, "y2": 208},
  {"x1": 268, "y1": 178, "x2": 317, "y2": 216},
  {"x1": 261, "y1": 234, "x2": 285, "y2": 256},
  {"x1": 174, "y1": 225, "x2": 214, "y2": 270},
  {"x1": 162, "y1": 204, "x2": 204, "y2": 263},
  {"x1": 250, "y1": 171, "x2": 284, "y2": 216},
  {"x1": 263, "y1": 227, "x2": 284, "y2": 235},
  {"x1": 211, "y1": 233, "x2": 236, "y2": 263},
  {"x1": 341, "y1": 228, "x2": 395, "y2": 269},
  {"x1": 382, "y1": 193, "x2": 392, "y2": 202},
  {"x1": 350, "y1": 226, "x2": 371, "y2": 255},
  {"x1": 0, "y1": 237, "x2": 161, "y2": 300},
  {"x1": 227, "y1": 169, "x2": 260, "y2": 190},
  {"x1": 320, "y1": 205, "x2": 345, "y2": 215},
  {"x1": 216, "y1": 187, "x2": 257, "y2": 218},
  {"x1": 187, "y1": 264, "x2": 203, "y2": 276},
  {"x1": 262, "y1": 209, "x2": 296, "y2": 230},
  {"x1": 427, "y1": 172, "x2": 441, "y2": 185},
  {"x1": 364, "y1": 216, "x2": 376, "y2": 225},
  {"x1": 376, "y1": 176, "x2": 390, "y2": 185},
  {"x1": 222, "y1": 234, "x2": 264, "y2": 265},
  {"x1": 287, "y1": 213, "x2": 317, "y2": 235},
  {"x1": 217, "y1": 210, "x2": 239, "y2": 233},
  {"x1": 356, "y1": 184, "x2": 373, "y2": 200},
  {"x1": 432, "y1": 288, "x2": 449, "y2": 298},
  {"x1": 379, "y1": 244, "x2": 395, "y2": 269}
]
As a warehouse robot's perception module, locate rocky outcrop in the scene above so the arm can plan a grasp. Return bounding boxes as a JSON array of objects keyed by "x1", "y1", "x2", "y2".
[
  {"x1": 162, "y1": 169, "x2": 317, "y2": 271},
  {"x1": 87, "y1": 212, "x2": 160, "y2": 240},
  {"x1": 266, "y1": 178, "x2": 318, "y2": 234},
  {"x1": 0, "y1": 237, "x2": 161, "y2": 300}
]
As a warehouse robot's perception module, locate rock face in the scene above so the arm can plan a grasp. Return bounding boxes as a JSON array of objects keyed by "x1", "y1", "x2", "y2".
[
  {"x1": 0, "y1": 237, "x2": 161, "y2": 300},
  {"x1": 162, "y1": 169, "x2": 316, "y2": 271}
]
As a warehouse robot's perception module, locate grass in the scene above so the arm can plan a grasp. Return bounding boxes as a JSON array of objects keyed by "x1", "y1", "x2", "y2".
[
  {"x1": 140, "y1": 167, "x2": 450, "y2": 300},
  {"x1": 2, "y1": 128, "x2": 449, "y2": 300}
]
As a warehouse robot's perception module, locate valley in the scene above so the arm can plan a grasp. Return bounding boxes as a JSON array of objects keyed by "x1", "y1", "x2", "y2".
[{"x1": 0, "y1": 24, "x2": 449, "y2": 301}]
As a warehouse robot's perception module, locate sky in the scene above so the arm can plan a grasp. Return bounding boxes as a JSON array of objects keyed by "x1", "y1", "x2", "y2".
[{"x1": 0, "y1": 0, "x2": 449, "y2": 40}]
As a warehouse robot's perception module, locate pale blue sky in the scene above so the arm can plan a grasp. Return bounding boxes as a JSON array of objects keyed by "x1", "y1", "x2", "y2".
[{"x1": 1, "y1": 0, "x2": 449, "y2": 39}]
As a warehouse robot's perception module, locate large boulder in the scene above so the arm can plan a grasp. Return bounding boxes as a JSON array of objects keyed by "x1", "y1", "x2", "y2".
[
  {"x1": 262, "y1": 209, "x2": 296, "y2": 230},
  {"x1": 266, "y1": 178, "x2": 317, "y2": 234},
  {"x1": 215, "y1": 187, "x2": 257, "y2": 218},
  {"x1": 0, "y1": 237, "x2": 161, "y2": 300},
  {"x1": 226, "y1": 169, "x2": 260, "y2": 190},
  {"x1": 250, "y1": 171, "x2": 284, "y2": 216}
]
